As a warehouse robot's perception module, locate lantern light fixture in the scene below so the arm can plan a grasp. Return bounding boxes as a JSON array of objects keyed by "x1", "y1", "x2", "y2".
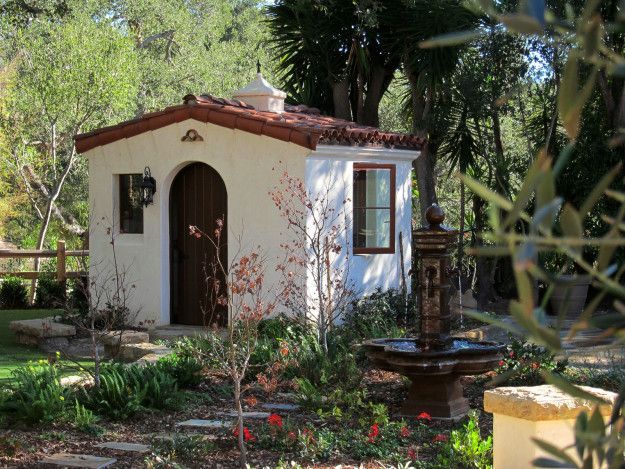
[{"x1": 140, "y1": 166, "x2": 156, "y2": 207}]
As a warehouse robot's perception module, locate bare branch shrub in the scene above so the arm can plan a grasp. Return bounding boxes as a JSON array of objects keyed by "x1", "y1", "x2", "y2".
[{"x1": 270, "y1": 167, "x2": 355, "y2": 352}]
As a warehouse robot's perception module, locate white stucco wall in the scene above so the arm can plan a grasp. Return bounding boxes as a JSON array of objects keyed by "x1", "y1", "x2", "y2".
[
  {"x1": 305, "y1": 146, "x2": 417, "y2": 317},
  {"x1": 87, "y1": 121, "x2": 418, "y2": 325},
  {"x1": 87, "y1": 119, "x2": 308, "y2": 325}
]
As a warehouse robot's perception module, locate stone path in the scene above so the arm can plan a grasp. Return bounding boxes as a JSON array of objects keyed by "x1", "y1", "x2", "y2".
[
  {"x1": 39, "y1": 453, "x2": 116, "y2": 468},
  {"x1": 95, "y1": 442, "x2": 150, "y2": 453},
  {"x1": 262, "y1": 403, "x2": 300, "y2": 411},
  {"x1": 153, "y1": 432, "x2": 218, "y2": 442},
  {"x1": 176, "y1": 419, "x2": 232, "y2": 429},
  {"x1": 217, "y1": 411, "x2": 270, "y2": 419}
]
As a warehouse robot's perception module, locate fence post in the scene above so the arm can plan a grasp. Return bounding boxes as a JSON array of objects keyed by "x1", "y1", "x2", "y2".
[{"x1": 56, "y1": 240, "x2": 66, "y2": 286}]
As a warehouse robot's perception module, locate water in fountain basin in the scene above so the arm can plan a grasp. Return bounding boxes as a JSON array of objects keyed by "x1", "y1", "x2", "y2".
[{"x1": 378, "y1": 338, "x2": 500, "y2": 354}]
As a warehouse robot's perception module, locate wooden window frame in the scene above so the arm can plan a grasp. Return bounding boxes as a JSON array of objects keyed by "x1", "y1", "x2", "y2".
[
  {"x1": 118, "y1": 173, "x2": 144, "y2": 234},
  {"x1": 353, "y1": 163, "x2": 396, "y2": 255}
]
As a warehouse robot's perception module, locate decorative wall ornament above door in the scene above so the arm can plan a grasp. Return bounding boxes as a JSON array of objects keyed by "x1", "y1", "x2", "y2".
[{"x1": 181, "y1": 129, "x2": 204, "y2": 142}]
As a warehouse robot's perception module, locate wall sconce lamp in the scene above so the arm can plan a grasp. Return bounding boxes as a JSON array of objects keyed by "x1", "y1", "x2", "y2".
[{"x1": 140, "y1": 166, "x2": 156, "y2": 207}]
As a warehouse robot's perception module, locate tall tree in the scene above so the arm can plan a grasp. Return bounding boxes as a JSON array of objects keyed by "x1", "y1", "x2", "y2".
[
  {"x1": 266, "y1": 0, "x2": 399, "y2": 125},
  {"x1": 0, "y1": 13, "x2": 138, "y2": 294}
]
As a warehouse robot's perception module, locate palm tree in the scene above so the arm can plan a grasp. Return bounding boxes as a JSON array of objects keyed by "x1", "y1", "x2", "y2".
[
  {"x1": 383, "y1": 0, "x2": 480, "y2": 222},
  {"x1": 265, "y1": 0, "x2": 399, "y2": 125}
]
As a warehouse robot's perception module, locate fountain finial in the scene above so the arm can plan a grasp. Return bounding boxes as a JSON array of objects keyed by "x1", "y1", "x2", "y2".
[{"x1": 425, "y1": 204, "x2": 445, "y2": 228}]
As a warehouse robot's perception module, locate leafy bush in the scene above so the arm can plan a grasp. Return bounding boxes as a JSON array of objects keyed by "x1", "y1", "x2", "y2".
[
  {"x1": 434, "y1": 412, "x2": 492, "y2": 469},
  {"x1": 147, "y1": 433, "x2": 215, "y2": 467},
  {"x1": 2, "y1": 359, "x2": 72, "y2": 424},
  {"x1": 156, "y1": 353, "x2": 203, "y2": 388},
  {"x1": 83, "y1": 363, "x2": 145, "y2": 420},
  {"x1": 34, "y1": 275, "x2": 66, "y2": 308},
  {"x1": 67, "y1": 277, "x2": 89, "y2": 314},
  {"x1": 0, "y1": 276, "x2": 28, "y2": 309},
  {"x1": 565, "y1": 364, "x2": 625, "y2": 393},
  {"x1": 494, "y1": 336, "x2": 567, "y2": 385},
  {"x1": 72, "y1": 399, "x2": 103, "y2": 435},
  {"x1": 342, "y1": 288, "x2": 413, "y2": 342},
  {"x1": 83, "y1": 362, "x2": 181, "y2": 419}
]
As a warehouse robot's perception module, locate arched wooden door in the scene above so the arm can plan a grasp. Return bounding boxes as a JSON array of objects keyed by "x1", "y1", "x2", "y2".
[{"x1": 170, "y1": 163, "x2": 227, "y2": 326}]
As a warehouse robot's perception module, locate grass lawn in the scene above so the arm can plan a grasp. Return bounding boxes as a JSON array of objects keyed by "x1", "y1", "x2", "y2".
[{"x1": 0, "y1": 309, "x2": 93, "y2": 382}]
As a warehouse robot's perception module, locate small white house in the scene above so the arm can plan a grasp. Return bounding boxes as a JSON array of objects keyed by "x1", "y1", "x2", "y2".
[{"x1": 75, "y1": 74, "x2": 422, "y2": 326}]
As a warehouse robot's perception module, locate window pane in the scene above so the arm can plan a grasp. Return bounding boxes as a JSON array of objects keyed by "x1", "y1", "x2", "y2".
[
  {"x1": 353, "y1": 208, "x2": 391, "y2": 249},
  {"x1": 353, "y1": 166, "x2": 394, "y2": 251},
  {"x1": 119, "y1": 174, "x2": 143, "y2": 234},
  {"x1": 365, "y1": 169, "x2": 391, "y2": 207}
]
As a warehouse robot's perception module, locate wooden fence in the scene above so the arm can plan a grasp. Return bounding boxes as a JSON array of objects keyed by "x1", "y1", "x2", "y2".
[{"x1": 0, "y1": 240, "x2": 89, "y2": 283}]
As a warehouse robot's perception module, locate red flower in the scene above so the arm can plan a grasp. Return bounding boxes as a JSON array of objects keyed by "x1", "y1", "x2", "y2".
[
  {"x1": 432, "y1": 433, "x2": 448, "y2": 443},
  {"x1": 416, "y1": 412, "x2": 432, "y2": 421},
  {"x1": 268, "y1": 413, "x2": 283, "y2": 428},
  {"x1": 498, "y1": 360, "x2": 505, "y2": 367},
  {"x1": 509, "y1": 351, "x2": 515, "y2": 358},
  {"x1": 400, "y1": 426, "x2": 411, "y2": 438},
  {"x1": 531, "y1": 362, "x2": 540, "y2": 370},
  {"x1": 233, "y1": 426, "x2": 255, "y2": 442},
  {"x1": 407, "y1": 447, "x2": 418, "y2": 460},
  {"x1": 287, "y1": 431, "x2": 297, "y2": 441},
  {"x1": 367, "y1": 423, "x2": 380, "y2": 443}
]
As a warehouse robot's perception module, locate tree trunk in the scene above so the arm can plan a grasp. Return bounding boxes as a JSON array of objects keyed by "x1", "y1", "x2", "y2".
[
  {"x1": 234, "y1": 378, "x2": 246, "y2": 468},
  {"x1": 413, "y1": 142, "x2": 438, "y2": 224},
  {"x1": 408, "y1": 71, "x2": 438, "y2": 224},
  {"x1": 331, "y1": 78, "x2": 352, "y2": 121},
  {"x1": 360, "y1": 65, "x2": 388, "y2": 127},
  {"x1": 458, "y1": 181, "x2": 465, "y2": 281},
  {"x1": 473, "y1": 195, "x2": 496, "y2": 310}
]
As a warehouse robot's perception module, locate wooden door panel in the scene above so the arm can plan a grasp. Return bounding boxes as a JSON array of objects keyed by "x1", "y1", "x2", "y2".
[{"x1": 170, "y1": 163, "x2": 227, "y2": 326}]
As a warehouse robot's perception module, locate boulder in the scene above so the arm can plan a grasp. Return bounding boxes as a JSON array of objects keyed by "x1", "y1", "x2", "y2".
[
  {"x1": 119, "y1": 342, "x2": 171, "y2": 362},
  {"x1": 10, "y1": 318, "x2": 75, "y2": 339},
  {"x1": 101, "y1": 330, "x2": 150, "y2": 347}
]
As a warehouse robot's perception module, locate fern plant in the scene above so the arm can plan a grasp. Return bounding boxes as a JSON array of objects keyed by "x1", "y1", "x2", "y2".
[
  {"x1": 2, "y1": 360, "x2": 71, "y2": 424},
  {"x1": 83, "y1": 364, "x2": 145, "y2": 419}
]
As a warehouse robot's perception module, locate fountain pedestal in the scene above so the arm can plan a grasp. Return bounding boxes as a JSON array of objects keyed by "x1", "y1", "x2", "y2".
[{"x1": 364, "y1": 205, "x2": 504, "y2": 420}]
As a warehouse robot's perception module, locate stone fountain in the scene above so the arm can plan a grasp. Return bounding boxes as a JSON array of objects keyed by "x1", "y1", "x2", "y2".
[{"x1": 364, "y1": 205, "x2": 504, "y2": 420}]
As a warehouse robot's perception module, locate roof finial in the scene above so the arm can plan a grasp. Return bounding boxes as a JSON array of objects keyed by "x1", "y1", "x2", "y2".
[{"x1": 256, "y1": 60, "x2": 261, "y2": 74}]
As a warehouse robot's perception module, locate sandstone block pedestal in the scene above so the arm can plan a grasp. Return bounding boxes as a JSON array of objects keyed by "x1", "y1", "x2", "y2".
[{"x1": 484, "y1": 385, "x2": 617, "y2": 469}]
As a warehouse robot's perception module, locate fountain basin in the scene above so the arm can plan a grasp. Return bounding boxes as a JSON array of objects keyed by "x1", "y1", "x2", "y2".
[{"x1": 364, "y1": 337, "x2": 504, "y2": 419}]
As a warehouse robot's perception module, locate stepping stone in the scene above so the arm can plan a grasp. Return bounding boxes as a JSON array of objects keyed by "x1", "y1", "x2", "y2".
[
  {"x1": 218, "y1": 411, "x2": 270, "y2": 419},
  {"x1": 95, "y1": 442, "x2": 150, "y2": 453},
  {"x1": 262, "y1": 403, "x2": 300, "y2": 411},
  {"x1": 176, "y1": 419, "x2": 232, "y2": 429},
  {"x1": 39, "y1": 453, "x2": 116, "y2": 468},
  {"x1": 153, "y1": 432, "x2": 217, "y2": 442},
  {"x1": 119, "y1": 342, "x2": 171, "y2": 361},
  {"x1": 101, "y1": 331, "x2": 150, "y2": 347}
]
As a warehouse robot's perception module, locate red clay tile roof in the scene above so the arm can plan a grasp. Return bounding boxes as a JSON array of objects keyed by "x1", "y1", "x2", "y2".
[{"x1": 74, "y1": 94, "x2": 424, "y2": 153}]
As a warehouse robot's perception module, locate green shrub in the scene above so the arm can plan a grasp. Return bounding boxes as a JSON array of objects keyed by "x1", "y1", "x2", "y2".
[
  {"x1": 494, "y1": 335, "x2": 567, "y2": 385},
  {"x1": 342, "y1": 288, "x2": 413, "y2": 342},
  {"x1": 83, "y1": 362, "x2": 181, "y2": 419},
  {"x1": 434, "y1": 412, "x2": 492, "y2": 469},
  {"x1": 2, "y1": 359, "x2": 72, "y2": 424},
  {"x1": 565, "y1": 364, "x2": 625, "y2": 393},
  {"x1": 0, "y1": 276, "x2": 28, "y2": 309},
  {"x1": 67, "y1": 277, "x2": 89, "y2": 314},
  {"x1": 34, "y1": 275, "x2": 66, "y2": 308},
  {"x1": 140, "y1": 365, "x2": 180, "y2": 410},
  {"x1": 83, "y1": 363, "x2": 145, "y2": 420},
  {"x1": 72, "y1": 399, "x2": 103, "y2": 435},
  {"x1": 156, "y1": 353, "x2": 203, "y2": 388},
  {"x1": 147, "y1": 433, "x2": 215, "y2": 467}
]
